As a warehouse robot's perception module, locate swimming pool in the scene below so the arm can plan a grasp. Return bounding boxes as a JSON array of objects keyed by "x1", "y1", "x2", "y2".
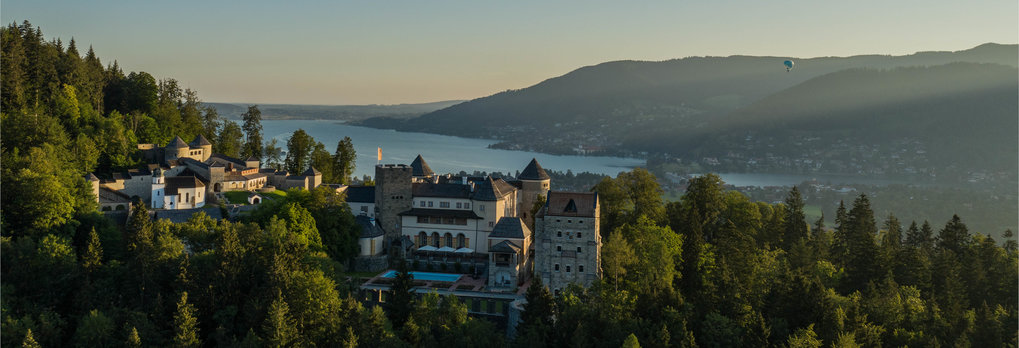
[{"x1": 380, "y1": 270, "x2": 462, "y2": 282}]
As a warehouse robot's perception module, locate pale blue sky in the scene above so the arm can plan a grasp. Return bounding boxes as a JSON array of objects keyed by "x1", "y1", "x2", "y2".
[{"x1": 3, "y1": 1, "x2": 1016, "y2": 104}]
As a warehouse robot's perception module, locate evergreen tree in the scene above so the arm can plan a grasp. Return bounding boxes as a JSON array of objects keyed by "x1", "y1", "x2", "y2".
[
  {"x1": 388, "y1": 259, "x2": 415, "y2": 328},
  {"x1": 125, "y1": 327, "x2": 141, "y2": 348},
  {"x1": 284, "y1": 129, "x2": 315, "y2": 174},
  {"x1": 21, "y1": 329, "x2": 41, "y2": 348},
  {"x1": 173, "y1": 291, "x2": 200, "y2": 348},
  {"x1": 842, "y1": 195, "x2": 880, "y2": 293},
  {"x1": 332, "y1": 136, "x2": 356, "y2": 185},
  {"x1": 241, "y1": 105, "x2": 263, "y2": 160},
  {"x1": 215, "y1": 120, "x2": 244, "y2": 158},
  {"x1": 264, "y1": 138, "x2": 283, "y2": 170},
  {"x1": 82, "y1": 227, "x2": 103, "y2": 273},
  {"x1": 263, "y1": 291, "x2": 300, "y2": 348},
  {"x1": 782, "y1": 186, "x2": 809, "y2": 250},
  {"x1": 937, "y1": 215, "x2": 970, "y2": 255},
  {"x1": 514, "y1": 277, "x2": 556, "y2": 348},
  {"x1": 621, "y1": 333, "x2": 641, "y2": 348}
]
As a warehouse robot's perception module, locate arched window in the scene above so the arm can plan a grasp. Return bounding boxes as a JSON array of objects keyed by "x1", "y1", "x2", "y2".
[
  {"x1": 432, "y1": 232, "x2": 440, "y2": 247},
  {"x1": 418, "y1": 231, "x2": 428, "y2": 246},
  {"x1": 444, "y1": 233, "x2": 453, "y2": 248},
  {"x1": 457, "y1": 234, "x2": 465, "y2": 248}
]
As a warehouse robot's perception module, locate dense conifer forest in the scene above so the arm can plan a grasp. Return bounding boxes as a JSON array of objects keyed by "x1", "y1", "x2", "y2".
[{"x1": 2, "y1": 22, "x2": 1016, "y2": 347}]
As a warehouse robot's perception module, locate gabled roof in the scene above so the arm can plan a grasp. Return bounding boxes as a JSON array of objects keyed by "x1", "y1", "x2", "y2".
[
  {"x1": 303, "y1": 167, "x2": 321, "y2": 176},
  {"x1": 206, "y1": 154, "x2": 248, "y2": 168},
  {"x1": 519, "y1": 158, "x2": 550, "y2": 181},
  {"x1": 355, "y1": 216, "x2": 385, "y2": 238},
  {"x1": 490, "y1": 240, "x2": 522, "y2": 254},
  {"x1": 410, "y1": 155, "x2": 434, "y2": 177},
  {"x1": 167, "y1": 136, "x2": 189, "y2": 149},
  {"x1": 471, "y1": 176, "x2": 516, "y2": 201},
  {"x1": 154, "y1": 207, "x2": 223, "y2": 224},
  {"x1": 490, "y1": 217, "x2": 529, "y2": 239},
  {"x1": 345, "y1": 186, "x2": 376, "y2": 203},
  {"x1": 165, "y1": 176, "x2": 205, "y2": 196},
  {"x1": 542, "y1": 191, "x2": 598, "y2": 218},
  {"x1": 189, "y1": 134, "x2": 212, "y2": 147},
  {"x1": 412, "y1": 183, "x2": 470, "y2": 199},
  {"x1": 245, "y1": 156, "x2": 258, "y2": 162}
]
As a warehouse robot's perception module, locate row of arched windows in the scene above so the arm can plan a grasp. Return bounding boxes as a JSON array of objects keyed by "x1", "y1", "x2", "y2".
[{"x1": 416, "y1": 231, "x2": 467, "y2": 249}]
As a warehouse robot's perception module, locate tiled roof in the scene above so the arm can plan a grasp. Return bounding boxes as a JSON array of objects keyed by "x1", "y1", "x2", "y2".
[
  {"x1": 490, "y1": 217, "x2": 529, "y2": 239},
  {"x1": 412, "y1": 183, "x2": 470, "y2": 199},
  {"x1": 345, "y1": 186, "x2": 376, "y2": 203},
  {"x1": 542, "y1": 191, "x2": 598, "y2": 218},
  {"x1": 490, "y1": 240, "x2": 521, "y2": 254},
  {"x1": 167, "y1": 136, "x2": 189, "y2": 149},
  {"x1": 165, "y1": 176, "x2": 205, "y2": 196},
  {"x1": 98, "y1": 187, "x2": 132, "y2": 203},
  {"x1": 410, "y1": 155, "x2": 434, "y2": 177},
  {"x1": 471, "y1": 177, "x2": 516, "y2": 201},
  {"x1": 154, "y1": 207, "x2": 223, "y2": 224},
  {"x1": 355, "y1": 216, "x2": 385, "y2": 238},
  {"x1": 302, "y1": 167, "x2": 321, "y2": 176},
  {"x1": 189, "y1": 134, "x2": 212, "y2": 147},
  {"x1": 519, "y1": 158, "x2": 550, "y2": 180}
]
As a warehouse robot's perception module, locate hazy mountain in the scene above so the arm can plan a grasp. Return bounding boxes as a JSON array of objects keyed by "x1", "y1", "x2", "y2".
[
  {"x1": 357, "y1": 43, "x2": 1017, "y2": 184},
  {"x1": 634, "y1": 62, "x2": 1018, "y2": 177},
  {"x1": 206, "y1": 100, "x2": 463, "y2": 121}
]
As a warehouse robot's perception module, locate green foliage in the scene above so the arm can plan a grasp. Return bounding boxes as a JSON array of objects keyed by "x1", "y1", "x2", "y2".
[
  {"x1": 333, "y1": 136, "x2": 356, "y2": 185},
  {"x1": 284, "y1": 128, "x2": 315, "y2": 174},
  {"x1": 621, "y1": 333, "x2": 641, "y2": 348},
  {"x1": 173, "y1": 291, "x2": 200, "y2": 348},
  {"x1": 241, "y1": 105, "x2": 263, "y2": 160}
]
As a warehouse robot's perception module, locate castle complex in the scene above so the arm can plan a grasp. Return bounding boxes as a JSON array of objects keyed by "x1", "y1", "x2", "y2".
[{"x1": 359, "y1": 155, "x2": 601, "y2": 292}]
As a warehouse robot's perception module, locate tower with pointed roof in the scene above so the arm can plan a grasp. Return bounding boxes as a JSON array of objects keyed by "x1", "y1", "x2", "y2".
[
  {"x1": 164, "y1": 136, "x2": 190, "y2": 162},
  {"x1": 518, "y1": 158, "x2": 551, "y2": 227},
  {"x1": 410, "y1": 154, "x2": 436, "y2": 183},
  {"x1": 189, "y1": 135, "x2": 213, "y2": 161}
]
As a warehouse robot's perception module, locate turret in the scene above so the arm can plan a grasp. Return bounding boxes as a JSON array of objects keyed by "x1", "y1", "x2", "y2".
[
  {"x1": 165, "y1": 136, "x2": 189, "y2": 162},
  {"x1": 190, "y1": 135, "x2": 213, "y2": 161},
  {"x1": 518, "y1": 158, "x2": 551, "y2": 227}
]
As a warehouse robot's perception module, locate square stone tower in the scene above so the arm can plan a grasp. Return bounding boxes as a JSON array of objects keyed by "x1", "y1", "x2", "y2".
[
  {"x1": 374, "y1": 164, "x2": 413, "y2": 252},
  {"x1": 534, "y1": 191, "x2": 600, "y2": 295}
]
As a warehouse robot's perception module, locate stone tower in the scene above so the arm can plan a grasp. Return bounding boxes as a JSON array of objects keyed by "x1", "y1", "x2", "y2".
[
  {"x1": 534, "y1": 191, "x2": 601, "y2": 294},
  {"x1": 518, "y1": 158, "x2": 551, "y2": 228},
  {"x1": 190, "y1": 135, "x2": 213, "y2": 161},
  {"x1": 165, "y1": 136, "x2": 189, "y2": 162},
  {"x1": 374, "y1": 164, "x2": 413, "y2": 252}
]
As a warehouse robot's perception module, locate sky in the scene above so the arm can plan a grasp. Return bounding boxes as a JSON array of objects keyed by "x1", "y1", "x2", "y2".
[{"x1": 3, "y1": 1, "x2": 1016, "y2": 105}]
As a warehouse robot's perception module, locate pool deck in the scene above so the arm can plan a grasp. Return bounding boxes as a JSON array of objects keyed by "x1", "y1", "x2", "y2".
[{"x1": 363, "y1": 270, "x2": 530, "y2": 295}]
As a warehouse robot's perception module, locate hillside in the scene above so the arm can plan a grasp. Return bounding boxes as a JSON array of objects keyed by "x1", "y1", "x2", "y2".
[
  {"x1": 633, "y1": 63, "x2": 1018, "y2": 182},
  {"x1": 357, "y1": 43, "x2": 1017, "y2": 184},
  {"x1": 207, "y1": 100, "x2": 463, "y2": 121}
]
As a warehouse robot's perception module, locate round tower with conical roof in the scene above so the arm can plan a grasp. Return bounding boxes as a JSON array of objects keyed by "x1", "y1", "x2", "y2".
[{"x1": 518, "y1": 158, "x2": 551, "y2": 226}]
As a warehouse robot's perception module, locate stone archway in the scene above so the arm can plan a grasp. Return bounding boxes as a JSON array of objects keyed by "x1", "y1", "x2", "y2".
[{"x1": 214, "y1": 183, "x2": 223, "y2": 192}]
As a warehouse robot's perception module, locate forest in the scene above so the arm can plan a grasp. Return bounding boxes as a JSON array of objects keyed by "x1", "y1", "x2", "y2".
[{"x1": 2, "y1": 21, "x2": 1016, "y2": 347}]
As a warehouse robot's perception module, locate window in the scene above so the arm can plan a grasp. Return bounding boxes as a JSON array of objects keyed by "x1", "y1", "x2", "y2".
[
  {"x1": 577, "y1": 232, "x2": 582, "y2": 238},
  {"x1": 555, "y1": 264, "x2": 560, "y2": 271},
  {"x1": 432, "y1": 233, "x2": 440, "y2": 247},
  {"x1": 557, "y1": 231, "x2": 562, "y2": 237},
  {"x1": 418, "y1": 232, "x2": 427, "y2": 246},
  {"x1": 428, "y1": 201, "x2": 434, "y2": 207},
  {"x1": 418, "y1": 216, "x2": 428, "y2": 223},
  {"x1": 577, "y1": 247, "x2": 582, "y2": 253},
  {"x1": 465, "y1": 203, "x2": 470, "y2": 209},
  {"x1": 361, "y1": 206, "x2": 368, "y2": 212},
  {"x1": 568, "y1": 219, "x2": 572, "y2": 223},
  {"x1": 443, "y1": 217, "x2": 454, "y2": 224},
  {"x1": 566, "y1": 266, "x2": 571, "y2": 273},
  {"x1": 579, "y1": 265, "x2": 585, "y2": 272},
  {"x1": 457, "y1": 234, "x2": 465, "y2": 248},
  {"x1": 420, "y1": 201, "x2": 426, "y2": 207},
  {"x1": 440, "y1": 202, "x2": 450, "y2": 208},
  {"x1": 579, "y1": 220, "x2": 584, "y2": 224},
  {"x1": 489, "y1": 221, "x2": 495, "y2": 228},
  {"x1": 556, "y1": 219, "x2": 561, "y2": 223},
  {"x1": 556, "y1": 245, "x2": 562, "y2": 251},
  {"x1": 445, "y1": 233, "x2": 453, "y2": 247},
  {"x1": 456, "y1": 202, "x2": 462, "y2": 209},
  {"x1": 479, "y1": 204, "x2": 485, "y2": 211}
]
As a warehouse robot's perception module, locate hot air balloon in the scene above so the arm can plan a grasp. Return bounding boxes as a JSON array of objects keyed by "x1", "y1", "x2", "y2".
[{"x1": 783, "y1": 60, "x2": 794, "y2": 72}]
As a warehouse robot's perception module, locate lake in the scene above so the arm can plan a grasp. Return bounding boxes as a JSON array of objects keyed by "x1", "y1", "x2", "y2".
[
  {"x1": 261, "y1": 120, "x2": 912, "y2": 187},
  {"x1": 261, "y1": 120, "x2": 645, "y2": 179}
]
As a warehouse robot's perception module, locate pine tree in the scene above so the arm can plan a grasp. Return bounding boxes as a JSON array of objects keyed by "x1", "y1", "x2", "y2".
[
  {"x1": 21, "y1": 328, "x2": 41, "y2": 348},
  {"x1": 263, "y1": 291, "x2": 300, "y2": 348},
  {"x1": 783, "y1": 186, "x2": 809, "y2": 250},
  {"x1": 125, "y1": 327, "x2": 141, "y2": 348},
  {"x1": 514, "y1": 277, "x2": 555, "y2": 348},
  {"x1": 241, "y1": 105, "x2": 263, "y2": 160},
  {"x1": 842, "y1": 195, "x2": 880, "y2": 293},
  {"x1": 937, "y1": 215, "x2": 970, "y2": 255},
  {"x1": 388, "y1": 259, "x2": 416, "y2": 328},
  {"x1": 831, "y1": 200, "x2": 849, "y2": 265},
  {"x1": 332, "y1": 136, "x2": 356, "y2": 185},
  {"x1": 82, "y1": 227, "x2": 103, "y2": 273},
  {"x1": 173, "y1": 291, "x2": 200, "y2": 348}
]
